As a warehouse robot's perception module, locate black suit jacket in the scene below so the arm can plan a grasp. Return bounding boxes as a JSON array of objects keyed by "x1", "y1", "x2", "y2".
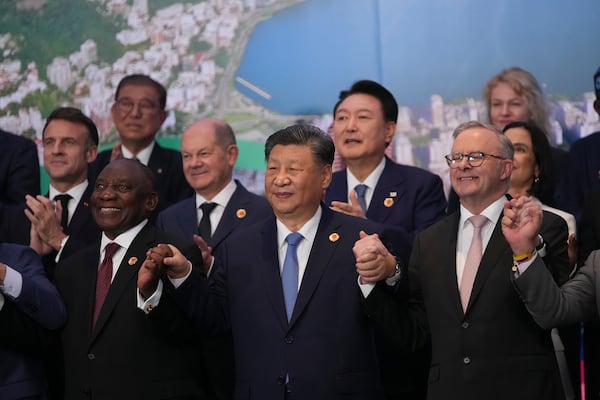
[
  {"x1": 365, "y1": 211, "x2": 564, "y2": 400},
  {"x1": 54, "y1": 224, "x2": 204, "y2": 400},
  {"x1": 90, "y1": 142, "x2": 192, "y2": 217},
  {"x1": 0, "y1": 130, "x2": 40, "y2": 245},
  {"x1": 43, "y1": 183, "x2": 101, "y2": 279}
]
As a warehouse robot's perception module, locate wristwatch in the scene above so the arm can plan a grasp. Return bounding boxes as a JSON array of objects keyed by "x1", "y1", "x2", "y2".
[{"x1": 536, "y1": 234, "x2": 546, "y2": 257}]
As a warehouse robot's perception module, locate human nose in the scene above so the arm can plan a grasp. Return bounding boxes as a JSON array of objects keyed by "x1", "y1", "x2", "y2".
[
  {"x1": 130, "y1": 102, "x2": 143, "y2": 116},
  {"x1": 501, "y1": 103, "x2": 510, "y2": 115},
  {"x1": 272, "y1": 169, "x2": 290, "y2": 186}
]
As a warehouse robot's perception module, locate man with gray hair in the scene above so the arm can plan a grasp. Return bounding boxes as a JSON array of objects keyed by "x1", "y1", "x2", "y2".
[{"x1": 362, "y1": 121, "x2": 565, "y2": 399}]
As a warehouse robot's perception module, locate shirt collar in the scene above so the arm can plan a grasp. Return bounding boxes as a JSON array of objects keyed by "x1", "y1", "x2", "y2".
[
  {"x1": 49, "y1": 180, "x2": 88, "y2": 204},
  {"x1": 195, "y1": 179, "x2": 236, "y2": 209},
  {"x1": 346, "y1": 156, "x2": 386, "y2": 193},
  {"x1": 121, "y1": 141, "x2": 155, "y2": 166},
  {"x1": 276, "y1": 205, "x2": 322, "y2": 250},
  {"x1": 459, "y1": 195, "x2": 505, "y2": 229},
  {"x1": 100, "y1": 219, "x2": 148, "y2": 253}
]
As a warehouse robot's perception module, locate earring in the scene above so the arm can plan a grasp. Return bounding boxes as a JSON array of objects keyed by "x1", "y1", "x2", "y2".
[{"x1": 534, "y1": 176, "x2": 539, "y2": 183}]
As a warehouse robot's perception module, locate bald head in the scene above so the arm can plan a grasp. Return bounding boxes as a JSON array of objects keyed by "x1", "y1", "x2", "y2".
[{"x1": 181, "y1": 118, "x2": 239, "y2": 199}]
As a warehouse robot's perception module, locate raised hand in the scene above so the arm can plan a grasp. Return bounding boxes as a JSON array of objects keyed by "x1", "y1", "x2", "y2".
[
  {"x1": 330, "y1": 189, "x2": 367, "y2": 219},
  {"x1": 501, "y1": 196, "x2": 542, "y2": 256},
  {"x1": 24, "y1": 194, "x2": 67, "y2": 251},
  {"x1": 138, "y1": 243, "x2": 173, "y2": 299}
]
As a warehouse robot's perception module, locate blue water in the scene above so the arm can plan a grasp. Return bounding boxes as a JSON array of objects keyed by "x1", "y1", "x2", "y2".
[{"x1": 235, "y1": 0, "x2": 600, "y2": 115}]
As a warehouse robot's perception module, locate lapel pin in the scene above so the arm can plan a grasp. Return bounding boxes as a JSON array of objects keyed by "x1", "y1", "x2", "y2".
[
  {"x1": 157, "y1": 168, "x2": 163, "y2": 174},
  {"x1": 128, "y1": 257, "x2": 138, "y2": 266},
  {"x1": 384, "y1": 198, "x2": 394, "y2": 208},
  {"x1": 389, "y1": 192, "x2": 397, "y2": 197},
  {"x1": 236, "y1": 209, "x2": 247, "y2": 219},
  {"x1": 83, "y1": 201, "x2": 89, "y2": 207},
  {"x1": 329, "y1": 233, "x2": 340, "y2": 242}
]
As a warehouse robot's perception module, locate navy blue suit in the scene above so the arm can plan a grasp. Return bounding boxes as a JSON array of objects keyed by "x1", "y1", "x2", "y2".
[
  {"x1": 156, "y1": 180, "x2": 272, "y2": 251},
  {"x1": 325, "y1": 157, "x2": 446, "y2": 399},
  {"x1": 0, "y1": 243, "x2": 66, "y2": 399},
  {"x1": 0, "y1": 130, "x2": 40, "y2": 245},
  {"x1": 174, "y1": 206, "x2": 386, "y2": 400},
  {"x1": 156, "y1": 180, "x2": 271, "y2": 400},
  {"x1": 90, "y1": 142, "x2": 192, "y2": 217},
  {"x1": 325, "y1": 157, "x2": 447, "y2": 266}
]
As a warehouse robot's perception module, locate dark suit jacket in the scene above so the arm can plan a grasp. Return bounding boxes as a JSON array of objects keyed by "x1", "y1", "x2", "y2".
[
  {"x1": 90, "y1": 142, "x2": 192, "y2": 217},
  {"x1": 157, "y1": 180, "x2": 272, "y2": 251},
  {"x1": 365, "y1": 211, "x2": 564, "y2": 400},
  {"x1": 0, "y1": 243, "x2": 66, "y2": 399},
  {"x1": 54, "y1": 224, "x2": 204, "y2": 400},
  {"x1": 156, "y1": 181, "x2": 271, "y2": 400},
  {"x1": 0, "y1": 131, "x2": 40, "y2": 245},
  {"x1": 325, "y1": 157, "x2": 447, "y2": 266},
  {"x1": 175, "y1": 206, "x2": 386, "y2": 400},
  {"x1": 514, "y1": 250, "x2": 600, "y2": 328},
  {"x1": 555, "y1": 131, "x2": 600, "y2": 221},
  {"x1": 325, "y1": 157, "x2": 446, "y2": 399},
  {"x1": 43, "y1": 183, "x2": 101, "y2": 279},
  {"x1": 579, "y1": 188, "x2": 600, "y2": 264}
]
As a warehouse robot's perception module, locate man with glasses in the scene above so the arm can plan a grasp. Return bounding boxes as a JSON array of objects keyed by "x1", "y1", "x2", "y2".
[
  {"x1": 362, "y1": 121, "x2": 565, "y2": 399},
  {"x1": 90, "y1": 74, "x2": 191, "y2": 216}
]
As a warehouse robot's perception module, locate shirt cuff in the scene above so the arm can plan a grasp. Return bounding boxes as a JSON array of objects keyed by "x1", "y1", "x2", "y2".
[
  {"x1": 358, "y1": 276, "x2": 376, "y2": 298},
  {"x1": 137, "y1": 279, "x2": 163, "y2": 314},
  {"x1": 514, "y1": 252, "x2": 539, "y2": 277},
  {"x1": 169, "y1": 260, "x2": 193, "y2": 289},
  {"x1": 54, "y1": 235, "x2": 70, "y2": 263},
  {"x1": 1, "y1": 266, "x2": 23, "y2": 299}
]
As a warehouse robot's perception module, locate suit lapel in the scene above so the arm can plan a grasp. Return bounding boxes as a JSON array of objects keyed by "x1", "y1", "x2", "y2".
[
  {"x1": 441, "y1": 213, "x2": 465, "y2": 317},
  {"x1": 67, "y1": 184, "x2": 93, "y2": 235},
  {"x1": 289, "y1": 208, "x2": 338, "y2": 327},
  {"x1": 258, "y1": 217, "x2": 289, "y2": 331},
  {"x1": 465, "y1": 212, "x2": 509, "y2": 312},
  {"x1": 210, "y1": 182, "x2": 248, "y2": 248},
  {"x1": 90, "y1": 226, "x2": 155, "y2": 341},
  {"x1": 368, "y1": 158, "x2": 405, "y2": 221},
  {"x1": 176, "y1": 197, "x2": 198, "y2": 239}
]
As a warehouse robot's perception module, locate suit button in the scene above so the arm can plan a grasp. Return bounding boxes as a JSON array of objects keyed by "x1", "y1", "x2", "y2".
[
  {"x1": 277, "y1": 376, "x2": 285, "y2": 385},
  {"x1": 461, "y1": 322, "x2": 469, "y2": 328},
  {"x1": 87, "y1": 353, "x2": 95, "y2": 360},
  {"x1": 284, "y1": 336, "x2": 294, "y2": 344},
  {"x1": 463, "y1": 356, "x2": 471, "y2": 364}
]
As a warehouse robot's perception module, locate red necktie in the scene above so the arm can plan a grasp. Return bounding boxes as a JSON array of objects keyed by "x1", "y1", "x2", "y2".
[
  {"x1": 460, "y1": 215, "x2": 487, "y2": 311},
  {"x1": 92, "y1": 242, "x2": 120, "y2": 329}
]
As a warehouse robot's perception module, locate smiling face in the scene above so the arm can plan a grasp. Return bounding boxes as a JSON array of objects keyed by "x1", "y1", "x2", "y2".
[
  {"x1": 91, "y1": 159, "x2": 158, "y2": 239},
  {"x1": 181, "y1": 120, "x2": 237, "y2": 200},
  {"x1": 265, "y1": 144, "x2": 331, "y2": 230},
  {"x1": 450, "y1": 128, "x2": 513, "y2": 214},
  {"x1": 488, "y1": 82, "x2": 531, "y2": 130},
  {"x1": 504, "y1": 126, "x2": 539, "y2": 196},
  {"x1": 43, "y1": 119, "x2": 97, "y2": 190},
  {"x1": 332, "y1": 93, "x2": 395, "y2": 168},
  {"x1": 111, "y1": 84, "x2": 167, "y2": 152}
]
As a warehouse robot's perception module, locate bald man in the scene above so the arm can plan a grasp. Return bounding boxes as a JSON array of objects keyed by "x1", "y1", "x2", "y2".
[{"x1": 156, "y1": 118, "x2": 271, "y2": 400}]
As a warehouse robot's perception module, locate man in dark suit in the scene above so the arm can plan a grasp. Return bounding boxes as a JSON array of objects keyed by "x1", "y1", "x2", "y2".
[
  {"x1": 325, "y1": 80, "x2": 446, "y2": 399},
  {"x1": 25, "y1": 107, "x2": 101, "y2": 279},
  {"x1": 0, "y1": 129, "x2": 40, "y2": 245},
  {"x1": 89, "y1": 74, "x2": 191, "y2": 216},
  {"x1": 156, "y1": 118, "x2": 271, "y2": 400},
  {"x1": 0, "y1": 242, "x2": 66, "y2": 399},
  {"x1": 363, "y1": 121, "x2": 564, "y2": 400},
  {"x1": 556, "y1": 66, "x2": 600, "y2": 222},
  {"x1": 153, "y1": 124, "x2": 398, "y2": 399},
  {"x1": 54, "y1": 159, "x2": 204, "y2": 399}
]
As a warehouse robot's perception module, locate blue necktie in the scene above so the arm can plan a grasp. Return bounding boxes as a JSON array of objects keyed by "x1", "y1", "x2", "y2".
[
  {"x1": 354, "y1": 184, "x2": 368, "y2": 214},
  {"x1": 282, "y1": 232, "x2": 303, "y2": 322}
]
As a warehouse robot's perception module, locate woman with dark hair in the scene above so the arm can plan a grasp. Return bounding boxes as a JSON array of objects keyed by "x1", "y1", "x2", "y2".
[{"x1": 503, "y1": 121, "x2": 576, "y2": 266}]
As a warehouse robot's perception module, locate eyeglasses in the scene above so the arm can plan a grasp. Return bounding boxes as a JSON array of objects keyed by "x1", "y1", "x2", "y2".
[
  {"x1": 114, "y1": 98, "x2": 159, "y2": 115},
  {"x1": 445, "y1": 152, "x2": 506, "y2": 168}
]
